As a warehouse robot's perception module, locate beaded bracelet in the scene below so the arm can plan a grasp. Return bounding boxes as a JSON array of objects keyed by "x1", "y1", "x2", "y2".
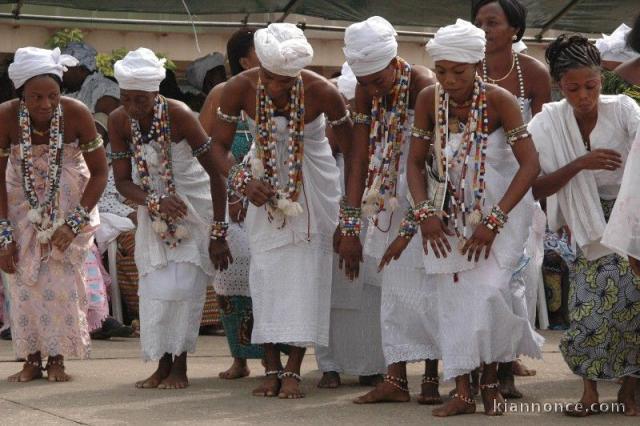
[
  {"x1": 65, "y1": 206, "x2": 90, "y2": 235},
  {"x1": 227, "y1": 163, "x2": 253, "y2": 198},
  {"x1": 109, "y1": 150, "x2": 134, "y2": 161},
  {"x1": 398, "y1": 209, "x2": 418, "y2": 240},
  {"x1": 504, "y1": 124, "x2": 528, "y2": 138},
  {"x1": 0, "y1": 147, "x2": 10, "y2": 158},
  {"x1": 217, "y1": 107, "x2": 240, "y2": 123},
  {"x1": 411, "y1": 126, "x2": 434, "y2": 141},
  {"x1": 413, "y1": 199, "x2": 436, "y2": 223},
  {"x1": 192, "y1": 137, "x2": 212, "y2": 158},
  {"x1": 79, "y1": 135, "x2": 104, "y2": 153},
  {"x1": 482, "y1": 205, "x2": 508, "y2": 233},
  {"x1": 146, "y1": 192, "x2": 162, "y2": 217},
  {"x1": 353, "y1": 113, "x2": 372, "y2": 125},
  {"x1": 210, "y1": 221, "x2": 229, "y2": 240},
  {"x1": 339, "y1": 204, "x2": 362, "y2": 237},
  {"x1": 0, "y1": 219, "x2": 14, "y2": 249},
  {"x1": 506, "y1": 131, "x2": 531, "y2": 147},
  {"x1": 327, "y1": 110, "x2": 351, "y2": 127}
]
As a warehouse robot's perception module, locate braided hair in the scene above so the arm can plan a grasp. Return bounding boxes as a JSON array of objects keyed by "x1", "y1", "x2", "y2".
[{"x1": 545, "y1": 34, "x2": 601, "y2": 82}]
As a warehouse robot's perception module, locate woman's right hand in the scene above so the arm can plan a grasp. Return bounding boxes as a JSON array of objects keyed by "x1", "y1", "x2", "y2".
[
  {"x1": 245, "y1": 180, "x2": 275, "y2": 207},
  {"x1": 420, "y1": 216, "x2": 454, "y2": 258},
  {"x1": 159, "y1": 195, "x2": 188, "y2": 220},
  {"x1": 577, "y1": 149, "x2": 622, "y2": 171},
  {"x1": 0, "y1": 242, "x2": 18, "y2": 274}
]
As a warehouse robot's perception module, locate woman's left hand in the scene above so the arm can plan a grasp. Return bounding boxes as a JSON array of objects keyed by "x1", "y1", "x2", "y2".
[
  {"x1": 209, "y1": 239, "x2": 233, "y2": 271},
  {"x1": 461, "y1": 224, "x2": 497, "y2": 262},
  {"x1": 51, "y1": 224, "x2": 76, "y2": 253}
]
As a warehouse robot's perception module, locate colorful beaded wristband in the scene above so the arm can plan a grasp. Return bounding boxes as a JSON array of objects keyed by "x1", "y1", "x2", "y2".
[
  {"x1": 506, "y1": 131, "x2": 531, "y2": 147},
  {"x1": 210, "y1": 221, "x2": 229, "y2": 240},
  {"x1": 227, "y1": 163, "x2": 253, "y2": 198},
  {"x1": 413, "y1": 199, "x2": 436, "y2": 223},
  {"x1": 353, "y1": 113, "x2": 372, "y2": 125},
  {"x1": 482, "y1": 205, "x2": 508, "y2": 232},
  {"x1": 327, "y1": 110, "x2": 351, "y2": 127},
  {"x1": 192, "y1": 137, "x2": 212, "y2": 158},
  {"x1": 146, "y1": 192, "x2": 162, "y2": 217},
  {"x1": 65, "y1": 206, "x2": 90, "y2": 235},
  {"x1": 398, "y1": 209, "x2": 418, "y2": 240},
  {"x1": 411, "y1": 126, "x2": 433, "y2": 141},
  {"x1": 0, "y1": 219, "x2": 14, "y2": 249},
  {"x1": 339, "y1": 204, "x2": 362, "y2": 237},
  {"x1": 109, "y1": 150, "x2": 134, "y2": 161}
]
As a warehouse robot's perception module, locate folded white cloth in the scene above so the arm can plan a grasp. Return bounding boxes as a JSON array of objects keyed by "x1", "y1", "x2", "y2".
[
  {"x1": 95, "y1": 212, "x2": 135, "y2": 254},
  {"x1": 596, "y1": 23, "x2": 640, "y2": 63},
  {"x1": 9, "y1": 47, "x2": 78, "y2": 89},
  {"x1": 114, "y1": 47, "x2": 166, "y2": 92},
  {"x1": 343, "y1": 16, "x2": 397, "y2": 77},
  {"x1": 426, "y1": 19, "x2": 486, "y2": 64},
  {"x1": 254, "y1": 23, "x2": 313, "y2": 77},
  {"x1": 337, "y1": 62, "x2": 357, "y2": 100}
]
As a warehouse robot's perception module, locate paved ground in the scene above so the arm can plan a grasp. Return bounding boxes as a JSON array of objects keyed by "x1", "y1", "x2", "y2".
[{"x1": 0, "y1": 330, "x2": 638, "y2": 425}]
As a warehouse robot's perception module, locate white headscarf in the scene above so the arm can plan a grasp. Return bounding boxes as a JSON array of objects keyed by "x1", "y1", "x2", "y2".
[
  {"x1": 114, "y1": 47, "x2": 166, "y2": 92},
  {"x1": 596, "y1": 23, "x2": 640, "y2": 62},
  {"x1": 186, "y1": 52, "x2": 225, "y2": 92},
  {"x1": 62, "y1": 42, "x2": 97, "y2": 72},
  {"x1": 337, "y1": 62, "x2": 357, "y2": 101},
  {"x1": 426, "y1": 19, "x2": 486, "y2": 64},
  {"x1": 343, "y1": 16, "x2": 398, "y2": 77},
  {"x1": 8, "y1": 47, "x2": 78, "y2": 89},
  {"x1": 254, "y1": 23, "x2": 313, "y2": 77}
]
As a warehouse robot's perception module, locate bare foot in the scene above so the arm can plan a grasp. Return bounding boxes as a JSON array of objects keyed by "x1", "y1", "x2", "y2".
[
  {"x1": 46, "y1": 364, "x2": 70, "y2": 382},
  {"x1": 480, "y1": 384, "x2": 504, "y2": 416},
  {"x1": 512, "y1": 359, "x2": 536, "y2": 377},
  {"x1": 449, "y1": 383, "x2": 479, "y2": 398},
  {"x1": 498, "y1": 373, "x2": 522, "y2": 399},
  {"x1": 432, "y1": 394, "x2": 476, "y2": 417},
  {"x1": 136, "y1": 368, "x2": 170, "y2": 389},
  {"x1": 353, "y1": 380, "x2": 410, "y2": 404},
  {"x1": 158, "y1": 369, "x2": 189, "y2": 389},
  {"x1": 279, "y1": 375, "x2": 305, "y2": 399},
  {"x1": 317, "y1": 371, "x2": 341, "y2": 389},
  {"x1": 219, "y1": 358, "x2": 250, "y2": 380},
  {"x1": 417, "y1": 377, "x2": 442, "y2": 405},
  {"x1": 252, "y1": 374, "x2": 280, "y2": 397},
  {"x1": 8, "y1": 362, "x2": 42, "y2": 383},
  {"x1": 358, "y1": 374, "x2": 383, "y2": 387},
  {"x1": 618, "y1": 389, "x2": 639, "y2": 416}
]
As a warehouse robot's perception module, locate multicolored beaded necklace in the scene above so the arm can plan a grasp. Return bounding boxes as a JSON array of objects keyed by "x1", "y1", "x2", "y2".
[
  {"x1": 436, "y1": 74, "x2": 489, "y2": 243},
  {"x1": 252, "y1": 75, "x2": 305, "y2": 219},
  {"x1": 361, "y1": 57, "x2": 411, "y2": 220},
  {"x1": 482, "y1": 52, "x2": 525, "y2": 113},
  {"x1": 19, "y1": 101, "x2": 66, "y2": 243},
  {"x1": 130, "y1": 95, "x2": 187, "y2": 248}
]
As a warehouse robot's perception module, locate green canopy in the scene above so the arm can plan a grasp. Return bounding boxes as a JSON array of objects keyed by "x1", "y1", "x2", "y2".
[{"x1": 0, "y1": 0, "x2": 638, "y2": 36}]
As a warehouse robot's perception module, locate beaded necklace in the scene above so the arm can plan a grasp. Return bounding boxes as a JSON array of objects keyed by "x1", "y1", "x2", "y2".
[
  {"x1": 130, "y1": 95, "x2": 187, "y2": 248},
  {"x1": 436, "y1": 75, "x2": 489, "y2": 242},
  {"x1": 19, "y1": 101, "x2": 66, "y2": 243},
  {"x1": 252, "y1": 75, "x2": 305, "y2": 218},
  {"x1": 361, "y1": 57, "x2": 411, "y2": 219},
  {"x1": 482, "y1": 52, "x2": 525, "y2": 113}
]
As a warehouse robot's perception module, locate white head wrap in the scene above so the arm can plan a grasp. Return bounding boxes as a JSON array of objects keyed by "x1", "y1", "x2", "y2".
[
  {"x1": 512, "y1": 40, "x2": 528, "y2": 53},
  {"x1": 343, "y1": 16, "x2": 398, "y2": 77},
  {"x1": 186, "y1": 52, "x2": 225, "y2": 92},
  {"x1": 62, "y1": 42, "x2": 97, "y2": 72},
  {"x1": 595, "y1": 23, "x2": 640, "y2": 62},
  {"x1": 426, "y1": 19, "x2": 486, "y2": 64},
  {"x1": 254, "y1": 23, "x2": 313, "y2": 77},
  {"x1": 8, "y1": 46, "x2": 78, "y2": 89},
  {"x1": 337, "y1": 62, "x2": 357, "y2": 100},
  {"x1": 114, "y1": 47, "x2": 166, "y2": 92}
]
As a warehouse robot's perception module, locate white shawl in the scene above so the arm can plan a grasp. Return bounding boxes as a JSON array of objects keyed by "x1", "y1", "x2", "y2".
[{"x1": 528, "y1": 100, "x2": 612, "y2": 260}]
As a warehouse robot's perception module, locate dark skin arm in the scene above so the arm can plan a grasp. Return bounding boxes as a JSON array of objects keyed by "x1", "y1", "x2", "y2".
[
  {"x1": 520, "y1": 54, "x2": 551, "y2": 116},
  {"x1": 0, "y1": 102, "x2": 17, "y2": 273},
  {"x1": 94, "y1": 95, "x2": 120, "y2": 116}
]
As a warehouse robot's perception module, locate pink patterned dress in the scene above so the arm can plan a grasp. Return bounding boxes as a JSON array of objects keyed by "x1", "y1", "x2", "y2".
[{"x1": 5, "y1": 143, "x2": 96, "y2": 359}]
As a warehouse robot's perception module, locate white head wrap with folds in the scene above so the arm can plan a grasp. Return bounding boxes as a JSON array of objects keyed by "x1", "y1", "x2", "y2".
[
  {"x1": 343, "y1": 16, "x2": 398, "y2": 77},
  {"x1": 596, "y1": 23, "x2": 640, "y2": 62},
  {"x1": 426, "y1": 19, "x2": 486, "y2": 64},
  {"x1": 114, "y1": 47, "x2": 166, "y2": 92},
  {"x1": 337, "y1": 62, "x2": 357, "y2": 101},
  {"x1": 254, "y1": 23, "x2": 313, "y2": 77},
  {"x1": 8, "y1": 47, "x2": 78, "y2": 89},
  {"x1": 186, "y1": 52, "x2": 225, "y2": 92},
  {"x1": 62, "y1": 42, "x2": 97, "y2": 72}
]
